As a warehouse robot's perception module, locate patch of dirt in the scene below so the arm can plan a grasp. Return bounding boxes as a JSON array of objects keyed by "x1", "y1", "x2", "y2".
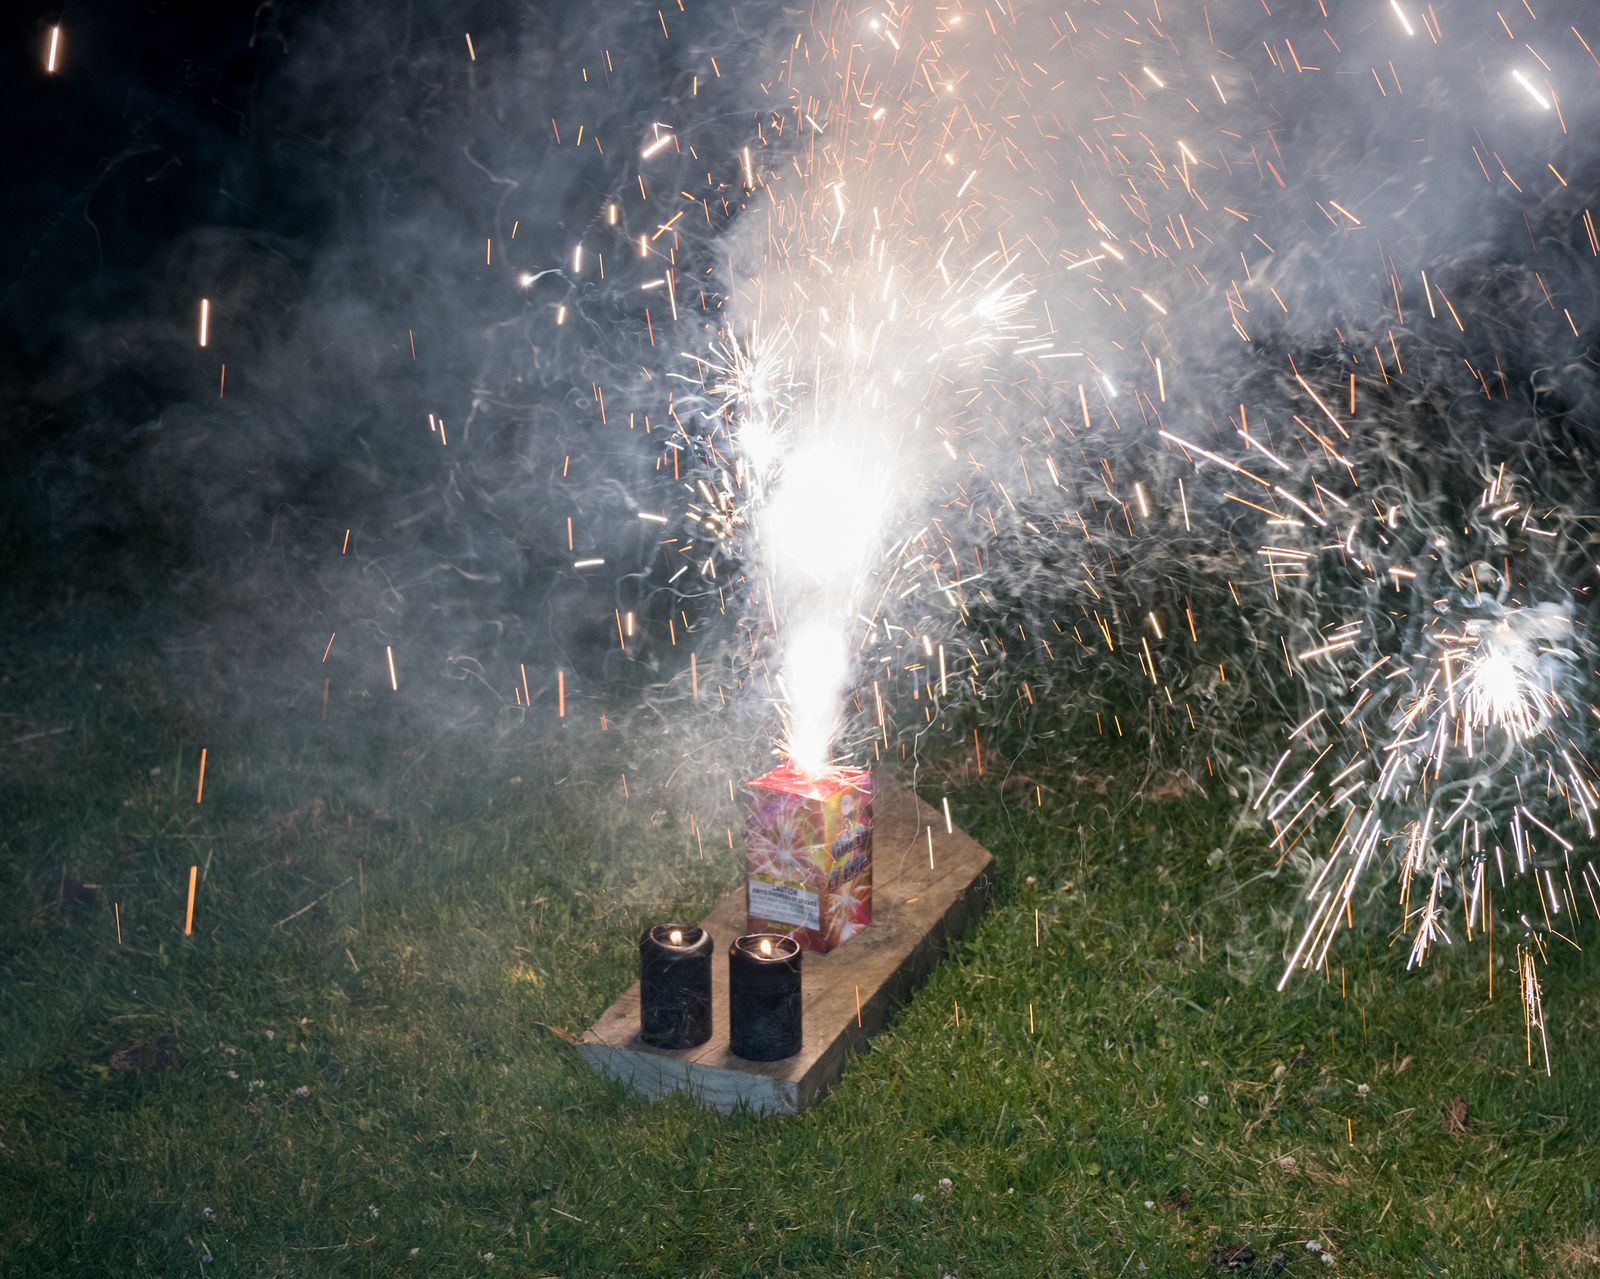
[
  {"x1": 1209, "y1": 1242, "x2": 1256, "y2": 1270},
  {"x1": 108, "y1": 1035, "x2": 182, "y2": 1074},
  {"x1": 1144, "y1": 770, "x2": 1203, "y2": 801},
  {"x1": 275, "y1": 797, "x2": 328, "y2": 834},
  {"x1": 49, "y1": 875, "x2": 100, "y2": 917},
  {"x1": 1545, "y1": 1226, "x2": 1600, "y2": 1268}
]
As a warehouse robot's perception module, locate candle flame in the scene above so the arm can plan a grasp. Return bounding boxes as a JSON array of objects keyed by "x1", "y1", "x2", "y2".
[
  {"x1": 669, "y1": 928, "x2": 683, "y2": 945},
  {"x1": 758, "y1": 937, "x2": 773, "y2": 956}
]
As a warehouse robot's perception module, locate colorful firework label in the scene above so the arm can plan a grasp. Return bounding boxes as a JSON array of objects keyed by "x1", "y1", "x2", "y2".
[{"x1": 745, "y1": 765, "x2": 872, "y2": 953}]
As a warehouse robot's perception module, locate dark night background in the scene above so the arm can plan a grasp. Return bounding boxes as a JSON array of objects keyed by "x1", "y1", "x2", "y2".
[{"x1": 1, "y1": 0, "x2": 771, "y2": 803}]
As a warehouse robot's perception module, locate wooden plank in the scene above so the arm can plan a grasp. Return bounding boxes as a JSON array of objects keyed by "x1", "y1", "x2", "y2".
[{"x1": 577, "y1": 780, "x2": 994, "y2": 1114}]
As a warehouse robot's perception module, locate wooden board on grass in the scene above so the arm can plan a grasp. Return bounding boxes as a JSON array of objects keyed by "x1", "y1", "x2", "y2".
[{"x1": 576, "y1": 780, "x2": 995, "y2": 1115}]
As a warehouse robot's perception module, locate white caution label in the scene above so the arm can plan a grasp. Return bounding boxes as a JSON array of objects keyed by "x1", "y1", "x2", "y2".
[{"x1": 748, "y1": 879, "x2": 820, "y2": 930}]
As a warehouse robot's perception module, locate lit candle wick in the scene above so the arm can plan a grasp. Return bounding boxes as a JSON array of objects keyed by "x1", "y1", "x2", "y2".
[
  {"x1": 758, "y1": 937, "x2": 774, "y2": 957},
  {"x1": 669, "y1": 928, "x2": 684, "y2": 946}
]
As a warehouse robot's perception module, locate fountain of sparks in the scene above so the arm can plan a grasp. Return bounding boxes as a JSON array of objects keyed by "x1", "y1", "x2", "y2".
[{"x1": 693, "y1": 5, "x2": 1038, "y2": 776}]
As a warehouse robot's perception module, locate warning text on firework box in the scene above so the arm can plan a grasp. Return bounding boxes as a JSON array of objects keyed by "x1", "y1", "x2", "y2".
[{"x1": 745, "y1": 765, "x2": 872, "y2": 954}]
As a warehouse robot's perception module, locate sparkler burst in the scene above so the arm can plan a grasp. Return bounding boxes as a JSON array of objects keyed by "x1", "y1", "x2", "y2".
[
  {"x1": 1262, "y1": 469, "x2": 1597, "y2": 1067},
  {"x1": 1457, "y1": 605, "x2": 1573, "y2": 743}
]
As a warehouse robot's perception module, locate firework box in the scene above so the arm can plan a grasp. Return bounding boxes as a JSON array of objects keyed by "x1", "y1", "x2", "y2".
[{"x1": 745, "y1": 764, "x2": 872, "y2": 953}]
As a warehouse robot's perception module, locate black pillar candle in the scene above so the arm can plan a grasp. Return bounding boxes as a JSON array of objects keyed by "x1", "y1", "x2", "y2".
[
  {"x1": 728, "y1": 934, "x2": 802, "y2": 1061},
  {"x1": 638, "y1": 925, "x2": 713, "y2": 1049}
]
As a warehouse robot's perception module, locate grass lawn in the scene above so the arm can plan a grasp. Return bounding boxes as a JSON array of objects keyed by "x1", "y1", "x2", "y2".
[{"x1": 3, "y1": 622, "x2": 1599, "y2": 1278}]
